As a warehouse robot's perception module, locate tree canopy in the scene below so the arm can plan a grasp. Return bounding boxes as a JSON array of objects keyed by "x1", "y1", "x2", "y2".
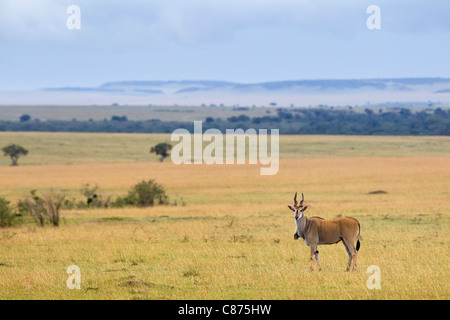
[
  {"x1": 2, "y1": 144, "x2": 29, "y2": 166},
  {"x1": 150, "y1": 143, "x2": 172, "y2": 162}
]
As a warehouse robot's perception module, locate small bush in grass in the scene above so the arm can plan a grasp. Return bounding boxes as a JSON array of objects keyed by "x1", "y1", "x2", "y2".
[
  {"x1": 121, "y1": 179, "x2": 169, "y2": 207},
  {"x1": 18, "y1": 190, "x2": 66, "y2": 227},
  {"x1": 80, "y1": 183, "x2": 111, "y2": 208},
  {"x1": 0, "y1": 197, "x2": 17, "y2": 227}
]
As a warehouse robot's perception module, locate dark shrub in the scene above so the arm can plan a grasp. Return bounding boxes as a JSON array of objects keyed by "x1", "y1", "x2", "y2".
[
  {"x1": 124, "y1": 179, "x2": 169, "y2": 207},
  {"x1": 0, "y1": 197, "x2": 16, "y2": 227}
]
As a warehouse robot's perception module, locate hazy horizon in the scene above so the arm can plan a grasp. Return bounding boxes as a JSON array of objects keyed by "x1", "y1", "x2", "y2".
[{"x1": 2, "y1": 78, "x2": 450, "y2": 107}]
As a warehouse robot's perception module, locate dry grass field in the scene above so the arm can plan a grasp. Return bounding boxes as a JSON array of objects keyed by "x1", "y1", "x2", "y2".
[{"x1": 0, "y1": 133, "x2": 449, "y2": 299}]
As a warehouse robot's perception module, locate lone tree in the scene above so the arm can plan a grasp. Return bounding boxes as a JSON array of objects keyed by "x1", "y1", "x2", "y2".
[
  {"x1": 150, "y1": 143, "x2": 172, "y2": 162},
  {"x1": 19, "y1": 114, "x2": 31, "y2": 122},
  {"x1": 2, "y1": 144, "x2": 29, "y2": 166}
]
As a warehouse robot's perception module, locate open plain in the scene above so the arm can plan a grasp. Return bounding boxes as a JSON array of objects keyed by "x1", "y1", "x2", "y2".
[{"x1": 0, "y1": 133, "x2": 449, "y2": 299}]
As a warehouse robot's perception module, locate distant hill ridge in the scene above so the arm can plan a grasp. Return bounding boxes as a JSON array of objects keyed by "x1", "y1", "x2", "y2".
[
  {"x1": 46, "y1": 77, "x2": 450, "y2": 93},
  {"x1": 2, "y1": 77, "x2": 446, "y2": 106}
]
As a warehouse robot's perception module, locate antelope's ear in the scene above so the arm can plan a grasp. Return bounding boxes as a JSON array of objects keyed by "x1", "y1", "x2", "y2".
[
  {"x1": 287, "y1": 205, "x2": 295, "y2": 212},
  {"x1": 301, "y1": 205, "x2": 308, "y2": 212}
]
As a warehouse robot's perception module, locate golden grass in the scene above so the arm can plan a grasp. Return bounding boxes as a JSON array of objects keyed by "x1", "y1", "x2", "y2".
[{"x1": 0, "y1": 134, "x2": 449, "y2": 299}]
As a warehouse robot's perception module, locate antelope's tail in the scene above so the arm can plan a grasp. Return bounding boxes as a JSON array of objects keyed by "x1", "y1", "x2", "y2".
[{"x1": 356, "y1": 222, "x2": 361, "y2": 251}]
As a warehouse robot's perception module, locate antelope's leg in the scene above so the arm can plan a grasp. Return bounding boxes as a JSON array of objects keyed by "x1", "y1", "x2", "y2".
[
  {"x1": 349, "y1": 240, "x2": 358, "y2": 271},
  {"x1": 343, "y1": 237, "x2": 358, "y2": 271},
  {"x1": 309, "y1": 246, "x2": 315, "y2": 271},
  {"x1": 352, "y1": 250, "x2": 358, "y2": 271},
  {"x1": 342, "y1": 240, "x2": 352, "y2": 272},
  {"x1": 314, "y1": 246, "x2": 321, "y2": 271}
]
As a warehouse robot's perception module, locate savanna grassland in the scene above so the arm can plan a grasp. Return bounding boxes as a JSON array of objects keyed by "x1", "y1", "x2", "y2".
[{"x1": 0, "y1": 133, "x2": 449, "y2": 299}]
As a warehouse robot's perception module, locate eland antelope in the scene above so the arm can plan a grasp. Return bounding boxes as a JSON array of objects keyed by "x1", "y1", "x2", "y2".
[{"x1": 288, "y1": 192, "x2": 360, "y2": 271}]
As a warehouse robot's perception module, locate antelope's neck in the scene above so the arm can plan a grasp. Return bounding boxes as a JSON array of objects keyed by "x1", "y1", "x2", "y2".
[{"x1": 296, "y1": 215, "x2": 308, "y2": 237}]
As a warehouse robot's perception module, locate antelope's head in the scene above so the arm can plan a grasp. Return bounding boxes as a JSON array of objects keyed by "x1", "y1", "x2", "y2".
[{"x1": 287, "y1": 192, "x2": 308, "y2": 220}]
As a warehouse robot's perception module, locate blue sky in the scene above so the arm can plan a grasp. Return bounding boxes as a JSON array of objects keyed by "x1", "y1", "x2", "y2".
[{"x1": 1, "y1": 0, "x2": 450, "y2": 90}]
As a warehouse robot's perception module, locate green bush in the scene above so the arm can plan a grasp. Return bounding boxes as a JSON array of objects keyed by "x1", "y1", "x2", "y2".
[
  {"x1": 0, "y1": 197, "x2": 17, "y2": 227},
  {"x1": 123, "y1": 179, "x2": 169, "y2": 207},
  {"x1": 111, "y1": 196, "x2": 128, "y2": 208}
]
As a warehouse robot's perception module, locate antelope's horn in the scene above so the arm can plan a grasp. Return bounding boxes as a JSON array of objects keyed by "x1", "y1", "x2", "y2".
[
  {"x1": 293, "y1": 192, "x2": 298, "y2": 206},
  {"x1": 299, "y1": 193, "x2": 304, "y2": 206}
]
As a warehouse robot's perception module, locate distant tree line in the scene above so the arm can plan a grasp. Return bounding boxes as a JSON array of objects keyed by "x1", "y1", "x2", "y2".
[{"x1": 1, "y1": 107, "x2": 449, "y2": 135}]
